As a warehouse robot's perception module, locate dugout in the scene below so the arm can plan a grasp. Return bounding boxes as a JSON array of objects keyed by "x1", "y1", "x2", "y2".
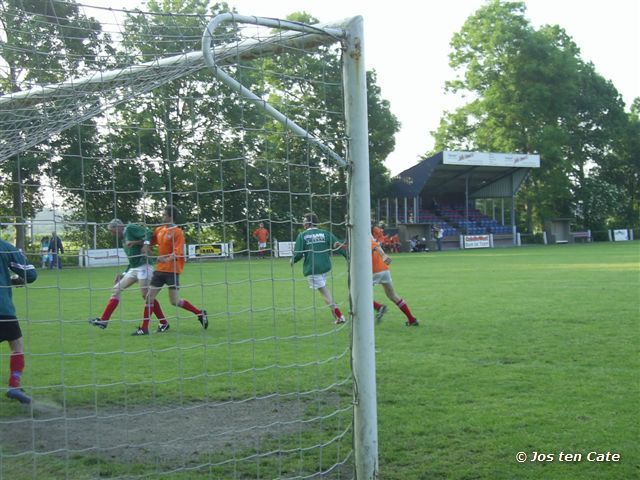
[
  {"x1": 543, "y1": 218, "x2": 571, "y2": 244},
  {"x1": 380, "y1": 151, "x2": 540, "y2": 251}
]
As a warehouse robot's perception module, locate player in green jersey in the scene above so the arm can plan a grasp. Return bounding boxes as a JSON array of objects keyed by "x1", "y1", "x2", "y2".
[
  {"x1": 291, "y1": 212, "x2": 348, "y2": 324},
  {"x1": 89, "y1": 219, "x2": 167, "y2": 330}
]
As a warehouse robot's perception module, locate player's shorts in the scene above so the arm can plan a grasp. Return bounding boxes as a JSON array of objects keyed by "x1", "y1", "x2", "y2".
[
  {"x1": 150, "y1": 270, "x2": 180, "y2": 289},
  {"x1": 122, "y1": 264, "x2": 154, "y2": 283},
  {"x1": 306, "y1": 273, "x2": 327, "y2": 289},
  {"x1": 258, "y1": 242, "x2": 267, "y2": 249},
  {"x1": 372, "y1": 270, "x2": 392, "y2": 285},
  {"x1": 0, "y1": 316, "x2": 22, "y2": 343}
]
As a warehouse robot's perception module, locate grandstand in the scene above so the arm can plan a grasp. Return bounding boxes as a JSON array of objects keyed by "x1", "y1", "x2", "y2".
[{"x1": 381, "y1": 151, "x2": 540, "y2": 250}]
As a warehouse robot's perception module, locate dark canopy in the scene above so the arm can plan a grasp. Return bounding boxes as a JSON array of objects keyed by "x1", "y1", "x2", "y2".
[{"x1": 389, "y1": 151, "x2": 539, "y2": 199}]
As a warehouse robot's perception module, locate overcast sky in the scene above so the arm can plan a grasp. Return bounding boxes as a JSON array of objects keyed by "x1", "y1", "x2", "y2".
[{"x1": 84, "y1": 0, "x2": 639, "y2": 175}]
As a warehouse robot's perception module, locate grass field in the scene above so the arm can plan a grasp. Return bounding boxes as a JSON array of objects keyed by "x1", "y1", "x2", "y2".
[{"x1": 1, "y1": 242, "x2": 638, "y2": 479}]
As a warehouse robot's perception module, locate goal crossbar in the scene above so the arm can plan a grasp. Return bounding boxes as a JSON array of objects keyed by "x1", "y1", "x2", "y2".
[
  {"x1": 202, "y1": 13, "x2": 347, "y2": 166},
  {"x1": 0, "y1": 16, "x2": 352, "y2": 164}
]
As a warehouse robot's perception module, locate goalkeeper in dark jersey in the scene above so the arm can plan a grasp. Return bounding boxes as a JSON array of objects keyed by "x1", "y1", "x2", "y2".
[
  {"x1": 291, "y1": 212, "x2": 348, "y2": 324},
  {"x1": 89, "y1": 219, "x2": 167, "y2": 330},
  {"x1": 0, "y1": 239, "x2": 37, "y2": 404}
]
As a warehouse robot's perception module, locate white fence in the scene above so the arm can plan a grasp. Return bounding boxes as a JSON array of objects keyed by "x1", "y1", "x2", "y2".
[
  {"x1": 79, "y1": 243, "x2": 233, "y2": 267},
  {"x1": 79, "y1": 248, "x2": 128, "y2": 267}
]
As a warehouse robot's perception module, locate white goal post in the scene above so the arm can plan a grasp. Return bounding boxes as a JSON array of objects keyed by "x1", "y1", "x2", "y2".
[
  {"x1": 201, "y1": 15, "x2": 378, "y2": 476},
  {"x1": 0, "y1": 9, "x2": 378, "y2": 479}
]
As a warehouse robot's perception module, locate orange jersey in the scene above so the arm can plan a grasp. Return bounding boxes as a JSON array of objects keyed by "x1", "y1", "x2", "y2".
[
  {"x1": 371, "y1": 240, "x2": 389, "y2": 273},
  {"x1": 152, "y1": 225, "x2": 185, "y2": 274},
  {"x1": 253, "y1": 227, "x2": 269, "y2": 243}
]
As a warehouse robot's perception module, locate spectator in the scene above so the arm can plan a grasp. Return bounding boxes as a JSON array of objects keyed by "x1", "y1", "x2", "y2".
[
  {"x1": 389, "y1": 233, "x2": 401, "y2": 253},
  {"x1": 47, "y1": 232, "x2": 64, "y2": 269},
  {"x1": 433, "y1": 225, "x2": 444, "y2": 251},
  {"x1": 40, "y1": 236, "x2": 50, "y2": 268},
  {"x1": 410, "y1": 235, "x2": 427, "y2": 253}
]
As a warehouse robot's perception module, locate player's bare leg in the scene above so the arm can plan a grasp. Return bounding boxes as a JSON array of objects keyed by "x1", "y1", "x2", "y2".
[
  {"x1": 318, "y1": 286, "x2": 345, "y2": 324},
  {"x1": 139, "y1": 281, "x2": 167, "y2": 331},
  {"x1": 167, "y1": 288, "x2": 208, "y2": 329},
  {"x1": 382, "y1": 282, "x2": 419, "y2": 326},
  {"x1": 133, "y1": 285, "x2": 161, "y2": 335},
  {"x1": 90, "y1": 275, "x2": 138, "y2": 329}
]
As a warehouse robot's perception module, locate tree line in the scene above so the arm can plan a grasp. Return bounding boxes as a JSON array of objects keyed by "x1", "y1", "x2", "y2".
[
  {"x1": 0, "y1": 0, "x2": 399, "y2": 250},
  {"x1": 1, "y1": 0, "x2": 636, "y2": 252},
  {"x1": 431, "y1": 0, "x2": 638, "y2": 233}
]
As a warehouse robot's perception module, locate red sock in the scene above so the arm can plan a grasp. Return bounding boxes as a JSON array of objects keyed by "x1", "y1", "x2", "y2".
[
  {"x1": 178, "y1": 299, "x2": 201, "y2": 315},
  {"x1": 395, "y1": 298, "x2": 416, "y2": 322},
  {"x1": 153, "y1": 300, "x2": 167, "y2": 324},
  {"x1": 373, "y1": 301, "x2": 383, "y2": 311},
  {"x1": 141, "y1": 303, "x2": 152, "y2": 331},
  {"x1": 101, "y1": 297, "x2": 119, "y2": 321},
  {"x1": 9, "y1": 352, "x2": 24, "y2": 388},
  {"x1": 333, "y1": 307, "x2": 343, "y2": 319}
]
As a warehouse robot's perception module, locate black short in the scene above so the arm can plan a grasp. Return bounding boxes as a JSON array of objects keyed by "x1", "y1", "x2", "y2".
[
  {"x1": 0, "y1": 316, "x2": 22, "y2": 343},
  {"x1": 150, "y1": 271, "x2": 180, "y2": 289}
]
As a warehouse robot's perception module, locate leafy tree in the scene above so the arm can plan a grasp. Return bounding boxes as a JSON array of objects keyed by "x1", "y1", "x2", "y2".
[
  {"x1": 3, "y1": 1, "x2": 398, "y2": 249},
  {"x1": 0, "y1": 0, "x2": 105, "y2": 248},
  {"x1": 64, "y1": 4, "x2": 398, "y2": 248},
  {"x1": 432, "y1": 0, "x2": 629, "y2": 232},
  {"x1": 594, "y1": 98, "x2": 640, "y2": 228},
  {"x1": 367, "y1": 70, "x2": 400, "y2": 201}
]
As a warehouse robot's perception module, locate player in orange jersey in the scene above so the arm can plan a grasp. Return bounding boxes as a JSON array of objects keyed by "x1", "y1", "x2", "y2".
[
  {"x1": 252, "y1": 222, "x2": 270, "y2": 258},
  {"x1": 372, "y1": 222, "x2": 385, "y2": 245},
  {"x1": 131, "y1": 206, "x2": 207, "y2": 335},
  {"x1": 371, "y1": 237, "x2": 419, "y2": 327}
]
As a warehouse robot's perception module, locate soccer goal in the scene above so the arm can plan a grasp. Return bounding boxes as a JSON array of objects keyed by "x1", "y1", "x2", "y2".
[{"x1": 0, "y1": 4, "x2": 376, "y2": 479}]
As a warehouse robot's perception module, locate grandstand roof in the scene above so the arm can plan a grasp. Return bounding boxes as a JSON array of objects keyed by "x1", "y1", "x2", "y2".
[{"x1": 389, "y1": 151, "x2": 540, "y2": 199}]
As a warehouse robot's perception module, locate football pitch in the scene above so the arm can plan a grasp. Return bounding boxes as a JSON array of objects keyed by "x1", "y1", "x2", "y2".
[{"x1": 1, "y1": 241, "x2": 638, "y2": 479}]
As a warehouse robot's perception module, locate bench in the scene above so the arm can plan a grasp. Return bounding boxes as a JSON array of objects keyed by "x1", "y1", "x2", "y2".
[{"x1": 571, "y1": 231, "x2": 592, "y2": 242}]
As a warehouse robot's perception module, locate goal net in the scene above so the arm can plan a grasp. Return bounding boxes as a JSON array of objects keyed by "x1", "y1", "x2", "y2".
[{"x1": 0, "y1": 2, "x2": 377, "y2": 479}]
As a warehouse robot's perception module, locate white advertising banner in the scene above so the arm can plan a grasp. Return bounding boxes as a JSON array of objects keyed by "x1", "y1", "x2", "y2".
[
  {"x1": 463, "y1": 234, "x2": 491, "y2": 249},
  {"x1": 613, "y1": 229, "x2": 629, "y2": 241},
  {"x1": 188, "y1": 243, "x2": 232, "y2": 259},
  {"x1": 276, "y1": 241, "x2": 296, "y2": 257},
  {"x1": 83, "y1": 248, "x2": 128, "y2": 267},
  {"x1": 444, "y1": 151, "x2": 540, "y2": 168}
]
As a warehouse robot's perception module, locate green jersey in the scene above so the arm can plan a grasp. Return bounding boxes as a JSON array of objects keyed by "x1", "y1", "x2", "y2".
[
  {"x1": 292, "y1": 227, "x2": 346, "y2": 277},
  {"x1": 123, "y1": 223, "x2": 153, "y2": 269}
]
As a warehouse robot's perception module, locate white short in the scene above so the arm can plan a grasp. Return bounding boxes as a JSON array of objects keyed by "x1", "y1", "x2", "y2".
[
  {"x1": 372, "y1": 270, "x2": 392, "y2": 285},
  {"x1": 307, "y1": 273, "x2": 327, "y2": 289},
  {"x1": 122, "y1": 264, "x2": 154, "y2": 283},
  {"x1": 258, "y1": 242, "x2": 267, "y2": 249}
]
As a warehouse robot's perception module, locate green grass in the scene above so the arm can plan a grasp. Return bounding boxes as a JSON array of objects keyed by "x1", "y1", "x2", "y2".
[
  {"x1": 374, "y1": 242, "x2": 639, "y2": 480},
  {"x1": 1, "y1": 242, "x2": 638, "y2": 479}
]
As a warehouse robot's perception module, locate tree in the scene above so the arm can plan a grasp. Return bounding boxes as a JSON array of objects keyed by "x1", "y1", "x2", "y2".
[
  {"x1": 0, "y1": 0, "x2": 105, "y2": 248},
  {"x1": 3, "y1": 1, "x2": 398, "y2": 249},
  {"x1": 594, "y1": 98, "x2": 640, "y2": 228},
  {"x1": 367, "y1": 70, "x2": 400, "y2": 201},
  {"x1": 60, "y1": 4, "x2": 398, "y2": 247},
  {"x1": 432, "y1": 0, "x2": 630, "y2": 232}
]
